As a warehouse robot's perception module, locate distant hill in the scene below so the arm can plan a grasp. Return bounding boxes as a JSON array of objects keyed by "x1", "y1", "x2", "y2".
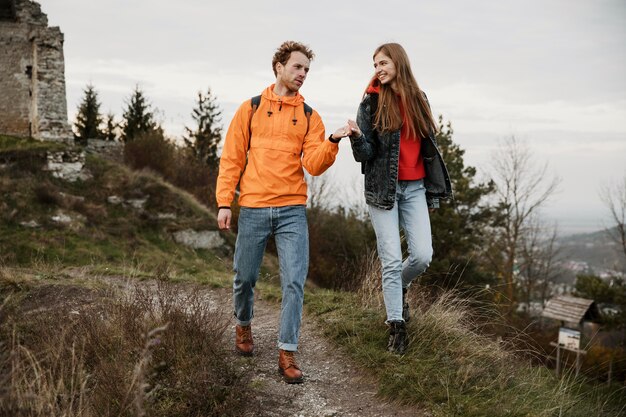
[{"x1": 557, "y1": 227, "x2": 625, "y2": 278}]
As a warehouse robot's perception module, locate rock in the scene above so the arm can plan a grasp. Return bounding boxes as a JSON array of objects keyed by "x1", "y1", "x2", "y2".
[
  {"x1": 172, "y1": 229, "x2": 225, "y2": 250},
  {"x1": 107, "y1": 195, "x2": 123, "y2": 205},
  {"x1": 20, "y1": 220, "x2": 40, "y2": 228},
  {"x1": 43, "y1": 150, "x2": 89, "y2": 182},
  {"x1": 127, "y1": 197, "x2": 147, "y2": 209},
  {"x1": 85, "y1": 139, "x2": 123, "y2": 161},
  {"x1": 51, "y1": 213, "x2": 72, "y2": 224},
  {"x1": 59, "y1": 192, "x2": 85, "y2": 203},
  {"x1": 107, "y1": 195, "x2": 148, "y2": 209}
]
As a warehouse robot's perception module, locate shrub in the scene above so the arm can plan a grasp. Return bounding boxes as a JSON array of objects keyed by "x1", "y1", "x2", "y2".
[
  {"x1": 123, "y1": 132, "x2": 176, "y2": 179},
  {"x1": 123, "y1": 133, "x2": 218, "y2": 212},
  {"x1": 0, "y1": 275, "x2": 254, "y2": 416},
  {"x1": 307, "y1": 206, "x2": 375, "y2": 290}
]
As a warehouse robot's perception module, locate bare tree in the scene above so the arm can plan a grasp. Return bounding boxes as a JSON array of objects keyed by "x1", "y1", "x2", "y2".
[
  {"x1": 600, "y1": 174, "x2": 626, "y2": 264},
  {"x1": 518, "y1": 215, "x2": 562, "y2": 309},
  {"x1": 488, "y1": 136, "x2": 561, "y2": 307}
]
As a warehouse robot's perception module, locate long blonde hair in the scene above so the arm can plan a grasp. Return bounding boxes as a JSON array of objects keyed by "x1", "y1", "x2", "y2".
[{"x1": 368, "y1": 43, "x2": 437, "y2": 138}]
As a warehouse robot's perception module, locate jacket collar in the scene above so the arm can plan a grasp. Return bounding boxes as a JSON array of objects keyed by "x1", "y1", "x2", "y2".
[
  {"x1": 366, "y1": 78, "x2": 381, "y2": 94},
  {"x1": 262, "y1": 84, "x2": 305, "y2": 107}
]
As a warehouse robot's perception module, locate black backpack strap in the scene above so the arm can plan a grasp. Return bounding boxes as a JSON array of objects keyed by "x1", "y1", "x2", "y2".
[
  {"x1": 303, "y1": 103, "x2": 313, "y2": 137},
  {"x1": 251, "y1": 95, "x2": 261, "y2": 110},
  {"x1": 248, "y1": 95, "x2": 262, "y2": 150}
]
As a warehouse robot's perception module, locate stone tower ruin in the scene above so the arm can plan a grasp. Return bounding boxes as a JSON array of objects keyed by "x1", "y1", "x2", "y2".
[{"x1": 0, "y1": 0, "x2": 73, "y2": 141}]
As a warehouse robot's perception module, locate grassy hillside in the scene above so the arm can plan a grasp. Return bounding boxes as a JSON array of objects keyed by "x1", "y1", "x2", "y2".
[
  {"x1": 299, "y1": 289, "x2": 625, "y2": 416},
  {"x1": 0, "y1": 135, "x2": 232, "y2": 285},
  {"x1": 0, "y1": 136, "x2": 254, "y2": 416},
  {"x1": 1, "y1": 135, "x2": 624, "y2": 416}
]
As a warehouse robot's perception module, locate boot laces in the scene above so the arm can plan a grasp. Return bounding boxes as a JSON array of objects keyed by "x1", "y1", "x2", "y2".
[
  {"x1": 283, "y1": 351, "x2": 300, "y2": 370},
  {"x1": 240, "y1": 326, "x2": 252, "y2": 343}
]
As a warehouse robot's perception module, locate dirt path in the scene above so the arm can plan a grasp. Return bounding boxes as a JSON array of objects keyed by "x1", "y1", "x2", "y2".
[
  {"x1": 68, "y1": 272, "x2": 426, "y2": 417},
  {"x1": 207, "y1": 287, "x2": 426, "y2": 417}
]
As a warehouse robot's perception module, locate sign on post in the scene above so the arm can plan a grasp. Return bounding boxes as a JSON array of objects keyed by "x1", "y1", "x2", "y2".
[{"x1": 558, "y1": 327, "x2": 581, "y2": 351}]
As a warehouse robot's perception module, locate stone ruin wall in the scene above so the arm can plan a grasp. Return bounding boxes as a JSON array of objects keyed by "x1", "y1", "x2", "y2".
[{"x1": 0, "y1": 0, "x2": 73, "y2": 141}]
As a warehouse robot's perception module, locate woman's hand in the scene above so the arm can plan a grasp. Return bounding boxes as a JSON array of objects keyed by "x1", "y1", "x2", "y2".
[{"x1": 347, "y1": 119, "x2": 361, "y2": 136}]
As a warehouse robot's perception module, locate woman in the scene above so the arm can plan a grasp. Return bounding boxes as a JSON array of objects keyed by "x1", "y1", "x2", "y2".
[{"x1": 348, "y1": 43, "x2": 452, "y2": 354}]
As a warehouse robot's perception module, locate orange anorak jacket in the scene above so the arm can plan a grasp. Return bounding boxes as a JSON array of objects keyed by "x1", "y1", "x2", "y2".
[{"x1": 216, "y1": 85, "x2": 339, "y2": 208}]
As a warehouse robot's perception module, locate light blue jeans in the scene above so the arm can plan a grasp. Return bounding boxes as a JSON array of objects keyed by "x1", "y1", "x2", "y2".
[
  {"x1": 233, "y1": 205, "x2": 308, "y2": 351},
  {"x1": 368, "y1": 180, "x2": 433, "y2": 322}
]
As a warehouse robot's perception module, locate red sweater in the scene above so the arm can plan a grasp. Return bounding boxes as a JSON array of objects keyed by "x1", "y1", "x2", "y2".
[
  {"x1": 366, "y1": 80, "x2": 425, "y2": 181},
  {"x1": 398, "y1": 101, "x2": 425, "y2": 180}
]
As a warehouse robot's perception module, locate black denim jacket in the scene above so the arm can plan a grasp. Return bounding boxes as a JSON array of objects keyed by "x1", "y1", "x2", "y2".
[{"x1": 350, "y1": 93, "x2": 453, "y2": 210}]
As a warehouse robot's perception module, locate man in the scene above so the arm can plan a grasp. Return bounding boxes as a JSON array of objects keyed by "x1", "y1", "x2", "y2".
[{"x1": 216, "y1": 41, "x2": 347, "y2": 384}]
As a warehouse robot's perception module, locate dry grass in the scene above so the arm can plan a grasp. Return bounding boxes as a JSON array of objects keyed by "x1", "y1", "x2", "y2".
[
  {"x1": 356, "y1": 248, "x2": 384, "y2": 310},
  {"x1": 0, "y1": 268, "x2": 254, "y2": 417},
  {"x1": 306, "y1": 252, "x2": 626, "y2": 416}
]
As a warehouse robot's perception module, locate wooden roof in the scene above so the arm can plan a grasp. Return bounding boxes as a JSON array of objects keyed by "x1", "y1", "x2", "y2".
[{"x1": 541, "y1": 295, "x2": 599, "y2": 324}]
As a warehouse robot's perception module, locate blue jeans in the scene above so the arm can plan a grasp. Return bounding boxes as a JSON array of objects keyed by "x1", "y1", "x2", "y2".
[
  {"x1": 233, "y1": 205, "x2": 309, "y2": 351},
  {"x1": 368, "y1": 180, "x2": 433, "y2": 322}
]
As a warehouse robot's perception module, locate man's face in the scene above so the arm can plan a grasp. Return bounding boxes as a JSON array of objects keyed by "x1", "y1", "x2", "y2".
[{"x1": 276, "y1": 51, "x2": 310, "y2": 93}]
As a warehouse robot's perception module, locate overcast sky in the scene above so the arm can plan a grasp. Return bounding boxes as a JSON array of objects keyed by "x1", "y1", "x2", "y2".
[{"x1": 43, "y1": 0, "x2": 626, "y2": 235}]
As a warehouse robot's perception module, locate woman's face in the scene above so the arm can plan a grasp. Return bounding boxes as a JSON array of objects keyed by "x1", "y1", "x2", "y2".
[{"x1": 373, "y1": 51, "x2": 397, "y2": 86}]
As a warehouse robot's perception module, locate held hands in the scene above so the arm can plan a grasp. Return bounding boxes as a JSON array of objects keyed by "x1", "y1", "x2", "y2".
[
  {"x1": 347, "y1": 119, "x2": 361, "y2": 136},
  {"x1": 217, "y1": 208, "x2": 232, "y2": 230},
  {"x1": 330, "y1": 120, "x2": 362, "y2": 142}
]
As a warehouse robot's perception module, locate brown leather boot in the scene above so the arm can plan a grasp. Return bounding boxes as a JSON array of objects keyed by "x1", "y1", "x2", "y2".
[
  {"x1": 235, "y1": 324, "x2": 254, "y2": 356},
  {"x1": 278, "y1": 349, "x2": 303, "y2": 384}
]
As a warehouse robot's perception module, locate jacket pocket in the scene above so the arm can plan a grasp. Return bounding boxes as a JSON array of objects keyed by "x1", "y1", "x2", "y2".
[{"x1": 251, "y1": 136, "x2": 303, "y2": 155}]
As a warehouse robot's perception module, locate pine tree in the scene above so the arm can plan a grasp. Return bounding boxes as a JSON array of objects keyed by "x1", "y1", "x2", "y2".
[
  {"x1": 74, "y1": 83, "x2": 103, "y2": 141},
  {"x1": 121, "y1": 85, "x2": 158, "y2": 142},
  {"x1": 426, "y1": 116, "x2": 500, "y2": 294},
  {"x1": 183, "y1": 88, "x2": 223, "y2": 168},
  {"x1": 103, "y1": 112, "x2": 118, "y2": 141}
]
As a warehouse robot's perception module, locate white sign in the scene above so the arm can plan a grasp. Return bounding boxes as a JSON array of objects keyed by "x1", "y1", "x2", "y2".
[{"x1": 558, "y1": 327, "x2": 581, "y2": 351}]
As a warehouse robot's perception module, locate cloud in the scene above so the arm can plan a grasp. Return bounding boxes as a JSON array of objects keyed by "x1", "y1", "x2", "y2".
[
  {"x1": 432, "y1": 82, "x2": 626, "y2": 133},
  {"x1": 48, "y1": 0, "x2": 625, "y2": 234}
]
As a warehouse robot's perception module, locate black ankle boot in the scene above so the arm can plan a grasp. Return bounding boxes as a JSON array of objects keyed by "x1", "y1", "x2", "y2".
[
  {"x1": 402, "y1": 288, "x2": 411, "y2": 323},
  {"x1": 387, "y1": 320, "x2": 407, "y2": 355}
]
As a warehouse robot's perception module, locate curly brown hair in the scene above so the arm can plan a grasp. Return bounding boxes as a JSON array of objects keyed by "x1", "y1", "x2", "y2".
[{"x1": 272, "y1": 41, "x2": 315, "y2": 76}]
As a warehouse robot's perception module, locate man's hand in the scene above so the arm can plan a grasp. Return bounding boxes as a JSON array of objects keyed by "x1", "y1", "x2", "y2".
[
  {"x1": 331, "y1": 125, "x2": 350, "y2": 141},
  {"x1": 217, "y1": 208, "x2": 232, "y2": 230}
]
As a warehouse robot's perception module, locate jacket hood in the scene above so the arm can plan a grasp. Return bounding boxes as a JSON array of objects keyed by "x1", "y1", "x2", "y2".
[
  {"x1": 366, "y1": 78, "x2": 381, "y2": 94},
  {"x1": 261, "y1": 84, "x2": 305, "y2": 106}
]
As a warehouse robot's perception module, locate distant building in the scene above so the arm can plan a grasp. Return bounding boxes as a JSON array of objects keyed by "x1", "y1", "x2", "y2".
[
  {"x1": 541, "y1": 295, "x2": 600, "y2": 331},
  {"x1": 561, "y1": 260, "x2": 590, "y2": 274},
  {"x1": 0, "y1": 0, "x2": 73, "y2": 141},
  {"x1": 598, "y1": 270, "x2": 625, "y2": 280},
  {"x1": 540, "y1": 295, "x2": 625, "y2": 349}
]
